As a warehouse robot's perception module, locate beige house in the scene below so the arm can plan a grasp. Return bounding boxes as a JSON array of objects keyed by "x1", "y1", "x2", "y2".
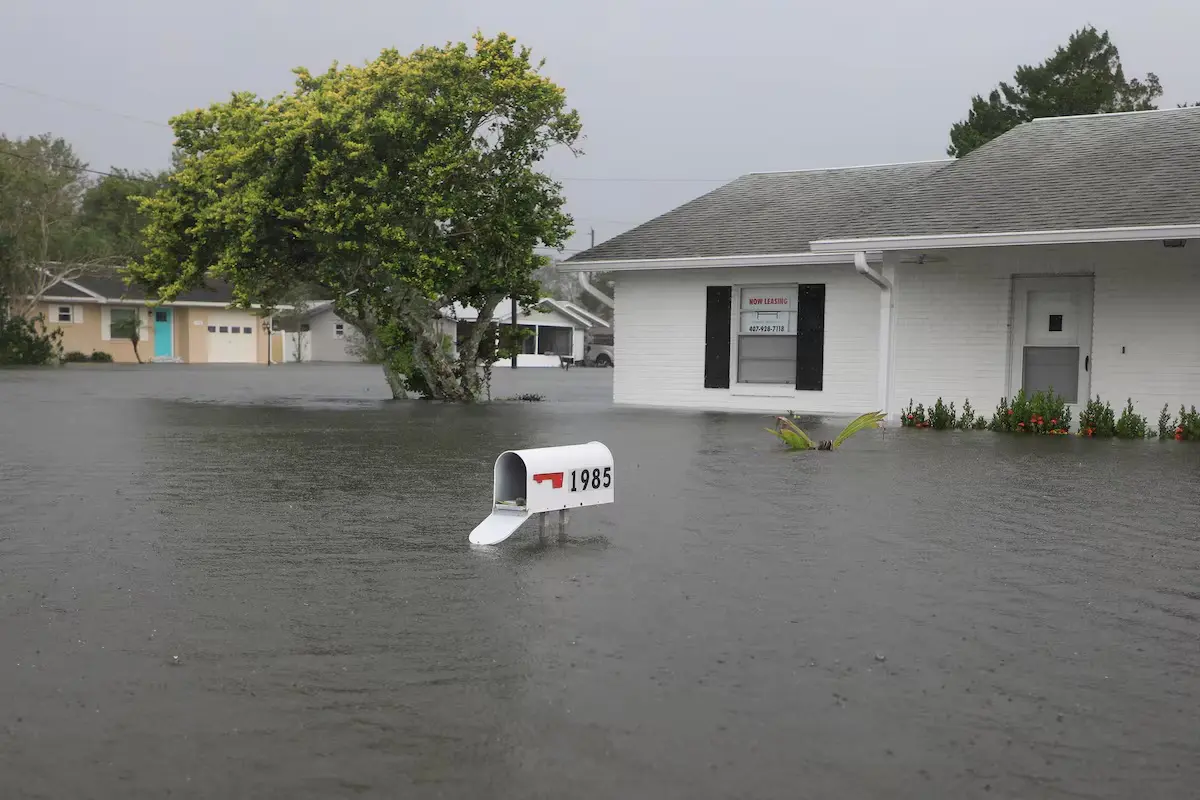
[{"x1": 34, "y1": 272, "x2": 272, "y2": 364}]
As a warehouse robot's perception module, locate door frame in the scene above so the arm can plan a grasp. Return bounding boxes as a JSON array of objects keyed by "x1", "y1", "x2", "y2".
[
  {"x1": 1007, "y1": 274, "x2": 1094, "y2": 410},
  {"x1": 153, "y1": 307, "x2": 174, "y2": 358}
]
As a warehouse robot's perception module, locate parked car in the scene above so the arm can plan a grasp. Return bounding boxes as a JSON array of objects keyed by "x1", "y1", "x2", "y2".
[{"x1": 584, "y1": 330, "x2": 614, "y2": 367}]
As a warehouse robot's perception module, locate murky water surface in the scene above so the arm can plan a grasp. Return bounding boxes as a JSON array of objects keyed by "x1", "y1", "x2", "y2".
[{"x1": 2, "y1": 364, "x2": 1198, "y2": 799}]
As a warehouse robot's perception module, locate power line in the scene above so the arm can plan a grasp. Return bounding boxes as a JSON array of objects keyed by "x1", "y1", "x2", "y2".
[
  {"x1": 0, "y1": 147, "x2": 131, "y2": 179},
  {"x1": 0, "y1": 81, "x2": 170, "y2": 129}
]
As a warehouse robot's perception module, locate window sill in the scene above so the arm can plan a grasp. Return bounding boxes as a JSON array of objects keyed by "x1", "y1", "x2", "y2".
[{"x1": 730, "y1": 384, "x2": 797, "y2": 398}]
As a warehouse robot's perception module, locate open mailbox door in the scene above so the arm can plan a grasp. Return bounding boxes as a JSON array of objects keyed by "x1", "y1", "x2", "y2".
[{"x1": 469, "y1": 441, "x2": 614, "y2": 545}]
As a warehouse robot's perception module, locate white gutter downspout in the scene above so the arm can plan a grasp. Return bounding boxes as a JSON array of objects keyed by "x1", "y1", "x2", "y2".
[
  {"x1": 854, "y1": 251, "x2": 895, "y2": 419},
  {"x1": 577, "y1": 272, "x2": 615, "y2": 310}
]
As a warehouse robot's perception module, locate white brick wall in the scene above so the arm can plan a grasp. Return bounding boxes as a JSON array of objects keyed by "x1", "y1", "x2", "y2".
[
  {"x1": 613, "y1": 266, "x2": 881, "y2": 413},
  {"x1": 888, "y1": 241, "x2": 1200, "y2": 419}
]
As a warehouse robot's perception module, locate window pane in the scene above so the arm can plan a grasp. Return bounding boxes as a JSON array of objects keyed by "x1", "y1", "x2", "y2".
[
  {"x1": 243, "y1": 327, "x2": 252, "y2": 334},
  {"x1": 737, "y1": 334, "x2": 795, "y2": 384},
  {"x1": 109, "y1": 308, "x2": 136, "y2": 338},
  {"x1": 230, "y1": 326, "x2": 240, "y2": 334},
  {"x1": 218, "y1": 326, "x2": 228, "y2": 333},
  {"x1": 520, "y1": 324, "x2": 536, "y2": 354},
  {"x1": 1022, "y1": 347, "x2": 1079, "y2": 403},
  {"x1": 537, "y1": 325, "x2": 572, "y2": 355},
  {"x1": 57, "y1": 307, "x2": 72, "y2": 322}
]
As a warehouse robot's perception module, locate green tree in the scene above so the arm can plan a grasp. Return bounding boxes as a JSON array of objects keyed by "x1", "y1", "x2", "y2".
[
  {"x1": 0, "y1": 134, "x2": 130, "y2": 316},
  {"x1": 79, "y1": 168, "x2": 170, "y2": 258},
  {"x1": 130, "y1": 33, "x2": 582, "y2": 400},
  {"x1": 948, "y1": 26, "x2": 1162, "y2": 157}
]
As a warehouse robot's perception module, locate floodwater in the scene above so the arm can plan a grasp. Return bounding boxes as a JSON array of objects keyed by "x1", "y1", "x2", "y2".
[{"x1": 1, "y1": 364, "x2": 1198, "y2": 800}]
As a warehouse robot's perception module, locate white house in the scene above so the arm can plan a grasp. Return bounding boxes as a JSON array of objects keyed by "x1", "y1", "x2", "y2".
[
  {"x1": 560, "y1": 107, "x2": 1200, "y2": 420},
  {"x1": 447, "y1": 297, "x2": 608, "y2": 367}
]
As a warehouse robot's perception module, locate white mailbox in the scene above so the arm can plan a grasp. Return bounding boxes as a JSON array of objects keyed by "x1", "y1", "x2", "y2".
[{"x1": 469, "y1": 441, "x2": 614, "y2": 545}]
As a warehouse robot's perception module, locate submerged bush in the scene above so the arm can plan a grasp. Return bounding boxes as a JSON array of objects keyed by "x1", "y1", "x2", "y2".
[
  {"x1": 1078, "y1": 396, "x2": 1117, "y2": 438},
  {"x1": 1114, "y1": 399, "x2": 1149, "y2": 439},
  {"x1": 929, "y1": 397, "x2": 956, "y2": 430},
  {"x1": 990, "y1": 389, "x2": 1071, "y2": 434},
  {"x1": 901, "y1": 400, "x2": 928, "y2": 428},
  {"x1": 0, "y1": 300, "x2": 63, "y2": 366}
]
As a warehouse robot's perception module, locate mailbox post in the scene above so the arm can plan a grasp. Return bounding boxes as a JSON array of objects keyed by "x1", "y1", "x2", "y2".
[{"x1": 469, "y1": 441, "x2": 614, "y2": 545}]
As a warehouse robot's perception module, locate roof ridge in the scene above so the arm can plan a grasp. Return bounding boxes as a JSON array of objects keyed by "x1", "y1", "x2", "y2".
[
  {"x1": 1031, "y1": 106, "x2": 1200, "y2": 123},
  {"x1": 746, "y1": 158, "x2": 953, "y2": 177}
]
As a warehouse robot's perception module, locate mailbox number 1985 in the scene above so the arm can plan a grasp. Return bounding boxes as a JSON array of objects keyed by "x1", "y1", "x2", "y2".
[{"x1": 570, "y1": 467, "x2": 612, "y2": 492}]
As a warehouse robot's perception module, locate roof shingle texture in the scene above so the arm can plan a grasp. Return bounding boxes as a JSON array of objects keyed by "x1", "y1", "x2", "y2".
[
  {"x1": 565, "y1": 161, "x2": 948, "y2": 262},
  {"x1": 822, "y1": 107, "x2": 1200, "y2": 241}
]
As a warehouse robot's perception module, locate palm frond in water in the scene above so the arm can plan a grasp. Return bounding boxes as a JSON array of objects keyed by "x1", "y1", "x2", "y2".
[
  {"x1": 832, "y1": 411, "x2": 886, "y2": 449},
  {"x1": 766, "y1": 416, "x2": 816, "y2": 450},
  {"x1": 768, "y1": 411, "x2": 885, "y2": 451}
]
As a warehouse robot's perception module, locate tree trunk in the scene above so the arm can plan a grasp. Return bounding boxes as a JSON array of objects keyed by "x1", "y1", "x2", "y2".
[
  {"x1": 131, "y1": 338, "x2": 142, "y2": 364},
  {"x1": 381, "y1": 363, "x2": 409, "y2": 399}
]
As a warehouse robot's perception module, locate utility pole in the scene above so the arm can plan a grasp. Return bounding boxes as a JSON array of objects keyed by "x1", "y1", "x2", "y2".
[
  {"x1": 590, "y1": 227, "x2": 595, "y2": 249},
  {"x1": 510, "y1": 296, "x2": 518, "y2": 368}
]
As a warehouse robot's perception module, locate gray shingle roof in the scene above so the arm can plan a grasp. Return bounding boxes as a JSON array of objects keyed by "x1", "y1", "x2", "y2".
[
  {"x1": 818, "y1": 106, "x2": 1200, "y2": 242},
  {"x1": 564, "y1": 161, "x2": 949, "y2": 262},
  {"x1": 69, "y1": 270, "x2": 237, "y2": 303}
]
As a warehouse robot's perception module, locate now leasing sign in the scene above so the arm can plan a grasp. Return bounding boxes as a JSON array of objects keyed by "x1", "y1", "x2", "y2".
[{"x1": 739, "y1": 286, "x2": 797, "y2": 335}]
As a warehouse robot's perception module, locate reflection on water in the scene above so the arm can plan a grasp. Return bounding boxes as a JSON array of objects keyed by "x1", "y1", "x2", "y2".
[{"x1": 1, "y1": 364, "x2": 1198, "y2": 799}]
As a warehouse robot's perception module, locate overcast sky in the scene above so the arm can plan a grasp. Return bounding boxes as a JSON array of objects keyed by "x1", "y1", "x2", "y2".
[{"x1": 4, "y1": 0, "x2": 1199, "y2": 253}]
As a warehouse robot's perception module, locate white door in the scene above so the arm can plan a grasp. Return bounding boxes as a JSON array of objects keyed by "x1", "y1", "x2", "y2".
[
  {"x1": 206, "y1": 312, "x2": 258, "y2": 363},
  {"x1": 1010, "y1": 277, "x2": 1093, "y2": 408}
]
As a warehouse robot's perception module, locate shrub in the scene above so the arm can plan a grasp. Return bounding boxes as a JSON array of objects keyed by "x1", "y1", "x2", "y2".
[
  {"x1": 901, "y1": 399, "x2": 928, "y2": 428},
  {"x1": 1078, "y1": 396, "x2": 1117, "y2": 438},
  {"x1": 991, "y1": 389, "x2": 1071, "y2": 434},
  {"x1": 89, "y1": 351, "x2": 114, "y2": 363},
  {"x1": 1173, "y1": 405, "x2": 1200, "y2": 442},
  {"x1": 63, "y1": 351, "x2": 90, "y2": 363},
  {"x1": 1158, "y1": 404, "x2": 1174, "y2": 440},
  {"x1": 929, "y1": 397, "x2": 956, "y2": 430},
  {"x1": 0, "y1": 300, "x2": 63, "y2": 366},
  {"x1": 1114, "y1": 399, "x2": 1149, "y2": 439}
]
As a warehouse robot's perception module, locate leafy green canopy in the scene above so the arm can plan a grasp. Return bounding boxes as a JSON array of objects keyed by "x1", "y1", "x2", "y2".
[
  {"x1": 130, "y1": 33, "x2": 582, "y2": 398},
  {"x1": 948, "y1": 26, "x2": 1161, "y2": 158}
]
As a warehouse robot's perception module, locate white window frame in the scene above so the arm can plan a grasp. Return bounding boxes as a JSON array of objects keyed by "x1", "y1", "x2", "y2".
[
  {"x1": 729, "y1": 284, "x2": 799, "y2": 398},
  {"x1": 55, "y1": 305, "x2": 79, "y2": 324}
]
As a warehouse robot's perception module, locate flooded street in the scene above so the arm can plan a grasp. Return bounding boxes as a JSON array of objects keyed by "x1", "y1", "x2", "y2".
[{"x1": 2, "y1": 364, "x2": 1198, "y2": 799}]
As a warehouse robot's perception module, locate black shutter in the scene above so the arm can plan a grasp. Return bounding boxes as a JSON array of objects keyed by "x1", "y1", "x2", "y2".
[
  {"x1": 795, "y1": 284, "x2": 825, "y2": 391},
  {"x1": 704, "y1": 286, "x2": 732, "y2": 388}
]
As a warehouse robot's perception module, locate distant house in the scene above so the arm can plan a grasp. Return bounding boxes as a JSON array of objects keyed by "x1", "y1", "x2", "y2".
[
  {"x1": 447, "y1": 297, "x2": 609, "y2": 367},
  {"x1": 32, "y1": 271, "x2": 272, "y2": 364},
  {"x1": 561, "y1": 107, "x2": 1200, "y2": 419},
  {"x1": 273, "y1": 302, "x2": 367, "y2": 363},
  {"x1": 268, "y1": 296, "x2": 608, "y2": 367}
]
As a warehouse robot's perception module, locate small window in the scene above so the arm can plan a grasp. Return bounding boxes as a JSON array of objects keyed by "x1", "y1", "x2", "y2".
[
  {"x1": 334, "y1": 323, "x2": 345, "y2": 339},
  {"x1": 1048, "y1": 314, "x2": 1063, "y2": 332},
  {"x1": 243, "y1": 327, "x2": 252, "y2": 334},
  {"x1": 208, "y1": 326, "x2": 216, "y2": 333},
  {"x1": 218, "y1": 326, "x2": 228, "y2": 333},
  {"x1": 57, "y1": 306, "x2": 73, "y2": 323},
  {"x1": 300, "y1": 323, "x2": 311, "y2": 333},
  {"x1": 230, "y1": 326, "x2": 240, "y2": 334},
  {"x1": 155, "y1": 310, "x2": 168, "y2": 323}
]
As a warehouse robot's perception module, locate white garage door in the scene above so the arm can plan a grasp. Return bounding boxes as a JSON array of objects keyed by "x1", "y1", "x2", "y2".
[{"x1": 205, "y1": 311, "x2": 258, "y2": 363}]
